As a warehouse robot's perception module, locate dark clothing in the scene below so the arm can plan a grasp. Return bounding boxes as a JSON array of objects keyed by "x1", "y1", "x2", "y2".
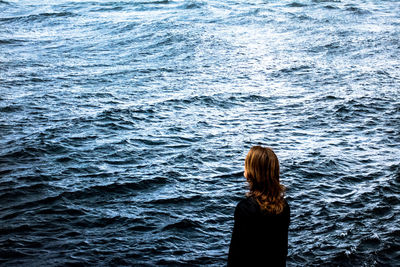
[{"x1": 228, "y1": 197, "x2": 290, "y2": 267}]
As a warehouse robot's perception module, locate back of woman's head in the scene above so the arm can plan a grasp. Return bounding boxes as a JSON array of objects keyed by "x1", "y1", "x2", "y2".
[{"x1": 245, "y1": 146, "x2": 285, "y2": 214}]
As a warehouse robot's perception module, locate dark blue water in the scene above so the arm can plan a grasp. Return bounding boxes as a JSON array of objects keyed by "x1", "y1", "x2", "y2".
[{"x1": 1, "y1": 0, "x2": 399, "y2": 265}]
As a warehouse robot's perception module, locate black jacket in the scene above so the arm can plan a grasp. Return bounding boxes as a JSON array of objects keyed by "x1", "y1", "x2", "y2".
[{"x1": 228, "y1": 197, "x2": 290, "y2": 267}]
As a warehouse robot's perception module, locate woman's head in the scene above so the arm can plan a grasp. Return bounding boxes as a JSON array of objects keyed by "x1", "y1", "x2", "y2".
[{"x1": 244, "y1": 146, "x2": 285, "y2": 213}]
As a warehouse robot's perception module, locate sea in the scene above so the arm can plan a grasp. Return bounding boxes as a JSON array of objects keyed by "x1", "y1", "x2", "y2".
[{"x1": 0, "y1": 0, "x2": 399, "y2": 266}]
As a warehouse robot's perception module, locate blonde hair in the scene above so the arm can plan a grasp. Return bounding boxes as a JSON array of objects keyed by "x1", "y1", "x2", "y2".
[{"x1": 245, "y1": 146, "x2": 285, "y2": 214}]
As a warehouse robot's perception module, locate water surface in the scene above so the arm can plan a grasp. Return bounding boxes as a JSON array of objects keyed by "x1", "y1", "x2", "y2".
[{"x1": 1, "y1": 0, "x2": 399, "y2": 265}]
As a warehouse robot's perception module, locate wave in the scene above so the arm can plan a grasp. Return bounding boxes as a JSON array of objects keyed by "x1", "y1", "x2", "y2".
[
  {"x1": 132, "y1": 0, "x2": 170, "y2": 5},
  {"x1": 345, "y1": 6, "x2": 371, "y2": 15},
  {"x1": 2, "y1": 177, "x2": 169, "y2": 212},
  {"x1": 177, "y1": 1, "x2": 206, "y2": 10},
  {"x1": 312, "y1": 0, "x2": 341, "y2": 2},
  {"x1": 149, "y1": 194, "x2": 205, "y2": 205},
  {"x1": 162, "y1": 218, "x2": 202, "y2": 230},
  {"x1": 0, "y1": 12, "x2": 76, "y2": 23},
  {"x1": 0, "y1": 104, "x2": 23, "y2": 112},
  {"x1": 287, "y1": 2, "x2": 309, "y2": 7},
  {"x1": 0, "y1": 39, "x2": 27, "y2": 45}
]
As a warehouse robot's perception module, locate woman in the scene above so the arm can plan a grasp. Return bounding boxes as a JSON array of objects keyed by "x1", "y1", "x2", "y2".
[{"x1": 228, "y1": 146, "x2": 290, "y2": 267}]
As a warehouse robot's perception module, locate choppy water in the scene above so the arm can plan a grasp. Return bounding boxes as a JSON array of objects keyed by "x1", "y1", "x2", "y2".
[{"x1": 1, "y1": 0, "x2": 399, "y2": 265}]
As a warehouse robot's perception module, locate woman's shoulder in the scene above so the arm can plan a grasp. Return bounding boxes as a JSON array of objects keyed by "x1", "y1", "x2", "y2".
[{"x1": 235, "y1": 196, "x2": 260, "y2": 217}]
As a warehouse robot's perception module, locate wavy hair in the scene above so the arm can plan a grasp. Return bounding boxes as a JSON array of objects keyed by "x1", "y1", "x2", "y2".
[{"x1": 245, "y1": 146, "x2": 285, "y2": 214}]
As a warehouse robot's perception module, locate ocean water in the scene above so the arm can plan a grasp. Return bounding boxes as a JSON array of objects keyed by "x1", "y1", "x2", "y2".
[{"x1": 1, "y1": 0, "x2": 399, "y2": 265}]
